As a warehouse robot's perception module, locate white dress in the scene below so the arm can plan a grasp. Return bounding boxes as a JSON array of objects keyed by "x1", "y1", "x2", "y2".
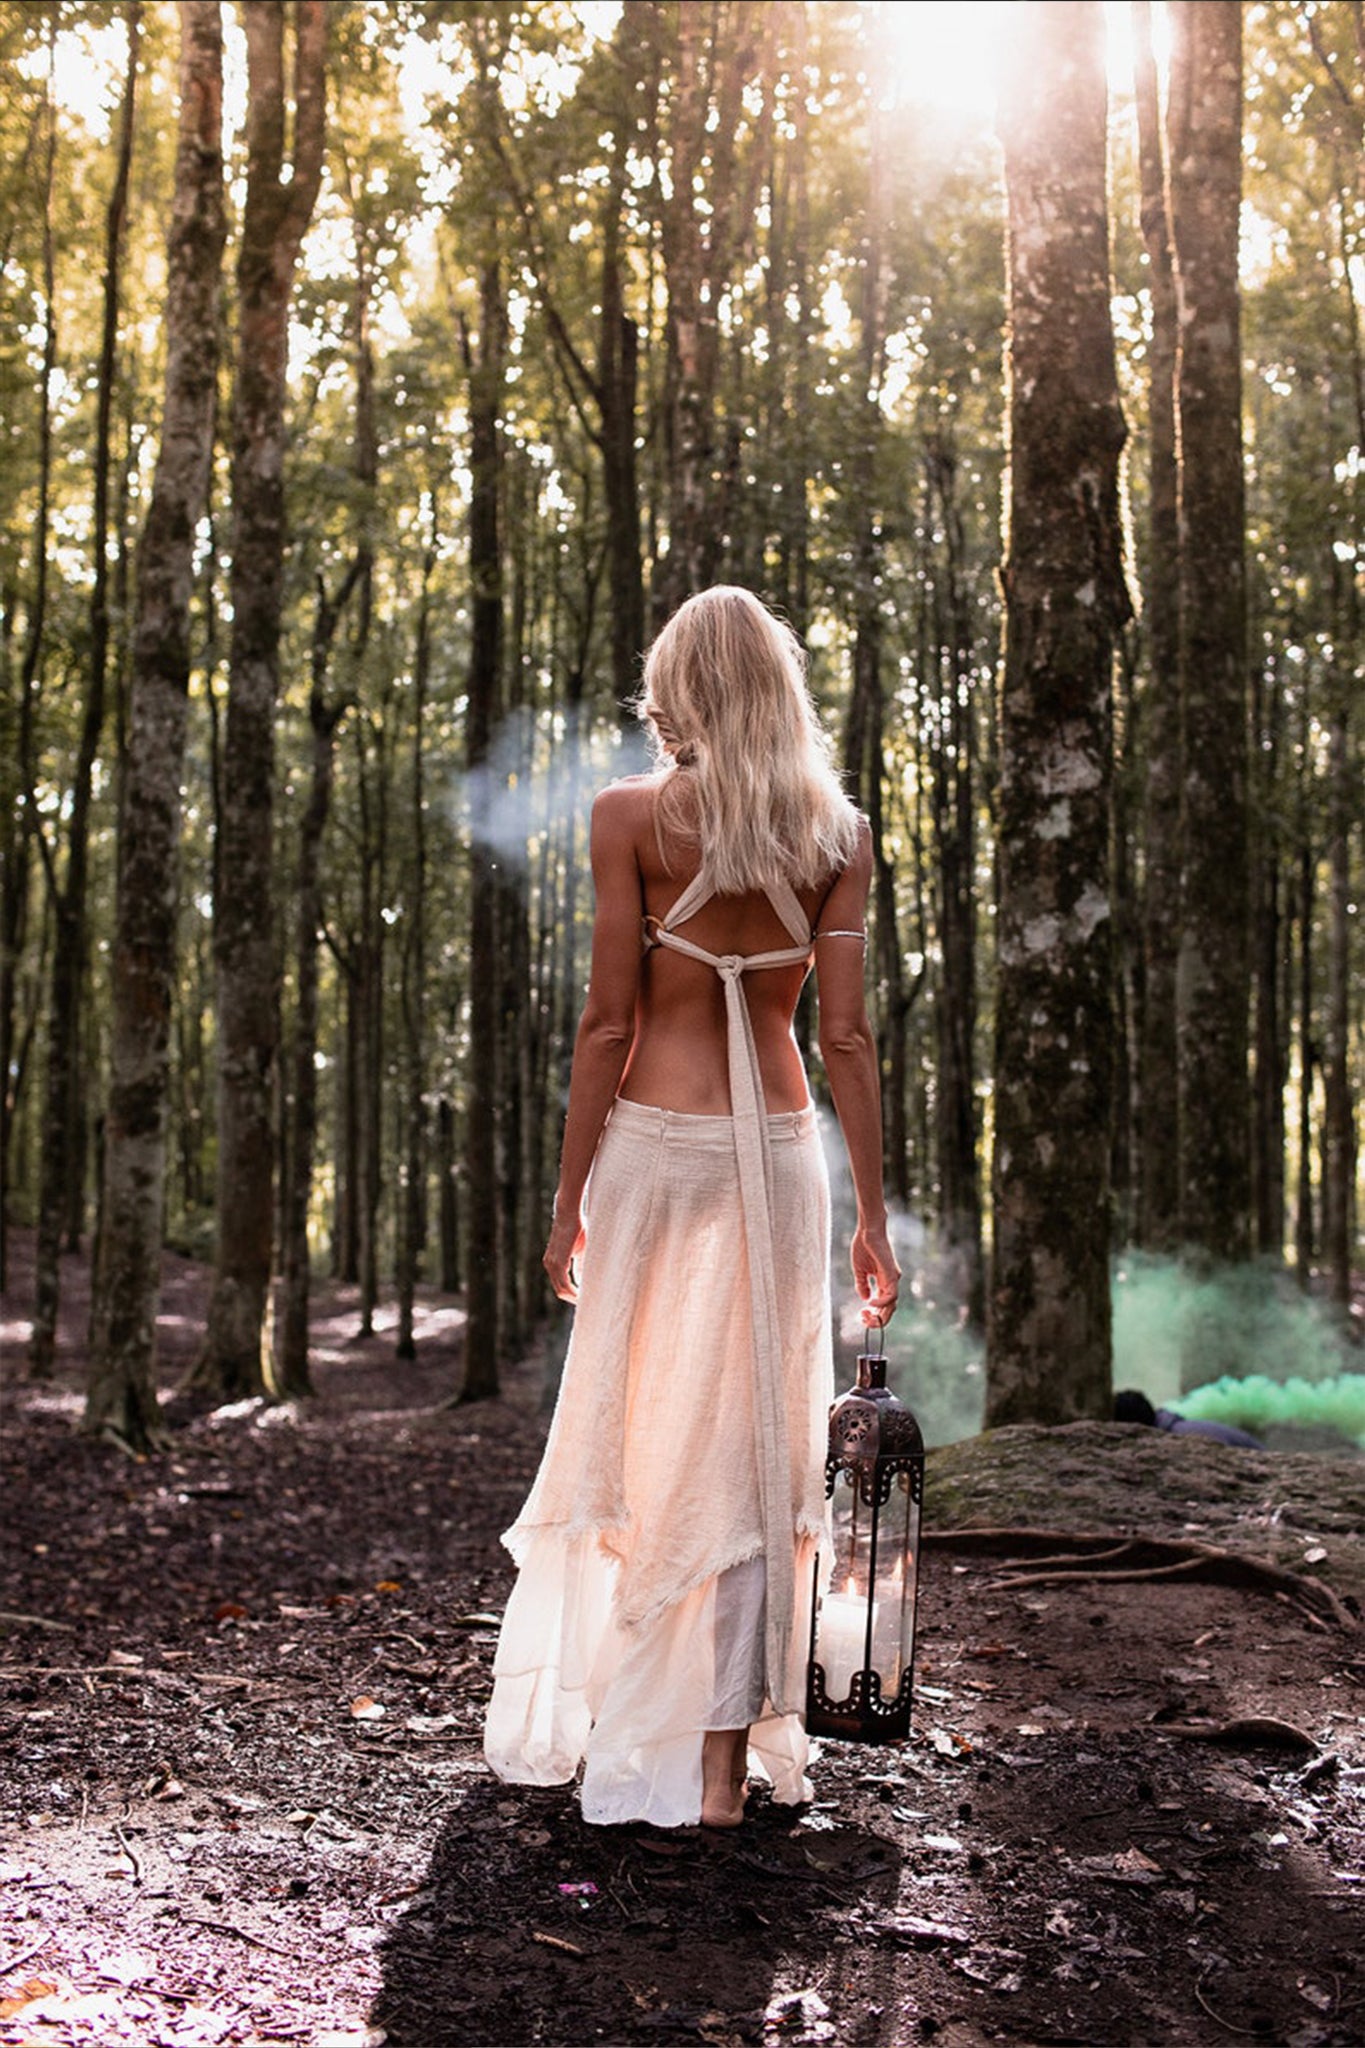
[{"x1": 483, "y1": 872, "x2": 834, "y2": 1826}]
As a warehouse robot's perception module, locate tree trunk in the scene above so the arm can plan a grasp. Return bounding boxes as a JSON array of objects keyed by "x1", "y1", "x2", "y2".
[
  {"x1": 598, "y1": 63, "x2": 646, "y2": 711},
  {"x1": 1132, "y1": 0, "x2": 1182, "y2": 1253},
  {"x1": 1322, "y1": 170, "x2": 1361, "y2": 1311},
  {"x1": 764, "y1": 1, "x2": 812, "y2": 636},
  {"x1": 656, "y1": 3, "x2": 768, "y2": 618},
  {"x1": 985, "y1": 0, "x2": 1130, "y2": 1428},
  {"x1": 334, "y1": 967, "x2": 360, "y2": 1281},
  {"x1": 85, "y1": 0, "x2": 226, "y2": 1451},
  {"x1": 461, "y1": 260, "x2": 506, "y2": 1402},
  {"x1": 275, "y1": 569, "x2": 359, "y2": 1396},
  {"x1": 1251, "y1": 653, "x2": 1286, "y2": 1259},
  {"x1": 355, "y1": 705, "x2": 389, "y2": 1340},
  {"x1": 1322, "y1": 698, "x2": 1354, "y2": 1309},
  {"x1": 397, "y1": 530, "x2": 435, "y2": 1363},
  {"x1": 1167, "y1": 0, "x2": 1251, "y2": 1266},
  {"x1": 926, "y1": 432, "x2": 985, "y2": 1326},
  {"x1": 1294, "y1": 823, "x2": 1316, "y2": 1288},
  {"x1": 205, "y1": 0, "x2": 326, "y2": 1397},
  {"x1": 1, "y1": 58, "x2": 55, "y2": 1292},
  {"x1": 30, "y1": 1, "x2": 141, "y2": 1376},
  {"x1": 437, "y1": 1087, "x2": 460, "y2": 1295}
]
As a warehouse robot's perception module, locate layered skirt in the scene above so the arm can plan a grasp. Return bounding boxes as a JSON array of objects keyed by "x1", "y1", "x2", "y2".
[{"x1": 483, "y1": 1096, "x2": 834, "y2": 1827}]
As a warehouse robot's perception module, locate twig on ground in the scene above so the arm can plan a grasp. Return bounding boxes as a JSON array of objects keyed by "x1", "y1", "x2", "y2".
[
  {"x1": 0, "y1": 1930, "x2": 52, "y2": 1977},
  {"x1": 532, "y1": 1930, "x2": 585, "y2": 1956},
  {"x1": 1194, "y1": 1972, "x2": 1261, "y2": 2035},
  {"x1": 178, "y1": 1916, "x2": 296, "y2": 1959},
  {"x1": 113, "y1": 1819, "x2": 142, "y2": 1884},
  {"x1": 0, "y1": 1612, "x2": 75, "y2": 1633}
]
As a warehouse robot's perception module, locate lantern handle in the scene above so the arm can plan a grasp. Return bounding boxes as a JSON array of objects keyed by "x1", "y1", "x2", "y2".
[{"x1": 863, "y1": 1319, "x2": 885, "y2": 1361}]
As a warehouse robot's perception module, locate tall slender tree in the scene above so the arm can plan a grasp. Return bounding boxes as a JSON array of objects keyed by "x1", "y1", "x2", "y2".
[
  {"x1": 1167, "y1": 0, "x2": 1251, "y2": 1265},
  {"x1": 203, "y1": 0, "x2": 326, "y2": 1397},
  {"x1": 461, "y1": 257, "x2": 507, "y2": 1402},
  {"x1": 86, "y1": 0, "x2": 226, "y2": 1450},
  {"x1": 30, "y1": 0, "x2": 141, "y2": 1377},
  {"x1": 986, "y1": 0, "x2": 1131, "y2": 1426},
  {"x1": 1132, "y1": 0, "x2": 1182, "y2": 1253},
  {"x1": 0, "y1": 30, "x2": 55, "y2": 1292}
]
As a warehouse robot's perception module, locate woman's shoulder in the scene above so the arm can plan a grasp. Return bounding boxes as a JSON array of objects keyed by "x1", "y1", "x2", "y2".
[
  {"x1": 592, "y1": 771, "x2": 665, "y2": 818},
  {"x1": 588, "y1": 773, "x2": 665, "y2": 853}
]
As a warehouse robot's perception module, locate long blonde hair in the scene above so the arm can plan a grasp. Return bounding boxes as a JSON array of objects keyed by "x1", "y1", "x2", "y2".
[{"x1": 636, "y1": 586, "x2": 860, "y2": 894}]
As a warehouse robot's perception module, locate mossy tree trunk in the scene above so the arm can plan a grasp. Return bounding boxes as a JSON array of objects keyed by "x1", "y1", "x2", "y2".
[
  {"x1": 85, "y1": 0, "x2": 226, "y2": 1451},
  {"x1": 986, "y1": 0, "x2": 1131, "y2": 1427},
  {"x1": 204, "y1": 0, "x2": 326, "y2": 1398}
]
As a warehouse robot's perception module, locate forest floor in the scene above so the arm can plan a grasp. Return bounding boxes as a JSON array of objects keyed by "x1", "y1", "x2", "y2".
[{"x1": 2, "y1": 1232, "x2": 1365, "y2": 2048}]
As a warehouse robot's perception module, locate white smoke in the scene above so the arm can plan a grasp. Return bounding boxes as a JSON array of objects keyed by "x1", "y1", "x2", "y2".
[{"x1": 451, "y1": 707, "x2": 652, "y2": 870}]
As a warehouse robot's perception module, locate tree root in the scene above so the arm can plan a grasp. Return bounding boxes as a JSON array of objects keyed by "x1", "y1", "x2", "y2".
[
  {"x1": 921, "y1": 1526, "x2": 1359, "y2": 1629},
  {"x1": 1155, "y1": 1715, "x2": 1320, "y2": 1754}
]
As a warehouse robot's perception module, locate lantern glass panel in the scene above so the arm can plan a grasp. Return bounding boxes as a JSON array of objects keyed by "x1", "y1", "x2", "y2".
[{"x1": 819, "y1": 1465, "x2": 920, "y2": 1704}]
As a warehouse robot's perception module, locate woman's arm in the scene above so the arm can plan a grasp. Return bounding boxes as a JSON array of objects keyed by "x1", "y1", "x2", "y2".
[
  {"x1": 543, "y1": 784, "x2": 645, "y2": 1302},
  {"x1": 814, "y1": 821, "x2": 901, "y2": 1326}
]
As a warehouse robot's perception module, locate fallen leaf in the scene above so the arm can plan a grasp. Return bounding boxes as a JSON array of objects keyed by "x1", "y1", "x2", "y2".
[
  {"x1": 0, "y1": 1975, "x2": 61, "y2": 2019},
  {"x1": 374, "y1": 1580, "x2": 403, "y2": 1594},
  {"x1": 349, "y1": 1696, "x2": 385, "y2": 1721},
  {"x1": 880, "y1": 1914, "x2": 970, "y2": 1947},
  {"x1": 765, "y1": 1988, "x2": 832, "y2": 2029}
]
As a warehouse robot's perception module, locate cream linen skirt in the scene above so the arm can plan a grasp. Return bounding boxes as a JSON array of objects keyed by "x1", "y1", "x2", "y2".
[{"x1": 483, "y1": 1096, "x2": 834, "y2": 1827}]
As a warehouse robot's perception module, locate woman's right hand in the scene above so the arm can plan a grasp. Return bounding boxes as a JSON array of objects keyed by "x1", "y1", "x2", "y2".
[{"x1": 851, "y1": 1220, "x2": 900, "y2": 1327}]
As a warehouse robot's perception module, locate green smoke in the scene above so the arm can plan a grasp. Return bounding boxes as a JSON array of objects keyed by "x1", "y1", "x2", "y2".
[
  {"x1": 1178, "y1": 1371, "x2": 1365, "y2": 1449},
  {"x1": 1112, "y1": 1252, "x2": 1352, "y2": 1400},
  {"x1": 880, "y1": 1247, "x2": 1359, "y2": 1449}
]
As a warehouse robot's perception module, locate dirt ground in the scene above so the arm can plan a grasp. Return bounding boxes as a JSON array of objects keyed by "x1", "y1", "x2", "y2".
[{"x1": 2, "y1": 1232, "x2": 1364, "y2": 2048}]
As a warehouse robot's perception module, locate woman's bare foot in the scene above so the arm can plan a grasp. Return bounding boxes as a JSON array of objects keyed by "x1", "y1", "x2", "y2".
[{"x1": 701, "y1": 1728, "x2": 749, "y2": 1828}]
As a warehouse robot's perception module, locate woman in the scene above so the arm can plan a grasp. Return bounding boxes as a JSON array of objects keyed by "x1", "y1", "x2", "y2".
[{"x1": 483, "y1": 586, "x2": 899, "y2": 1829}]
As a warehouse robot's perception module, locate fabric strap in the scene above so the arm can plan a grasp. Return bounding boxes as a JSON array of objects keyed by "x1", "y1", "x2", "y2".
[{"x1": 643, "y1": 872, "x2": 812, "y2": 1711}]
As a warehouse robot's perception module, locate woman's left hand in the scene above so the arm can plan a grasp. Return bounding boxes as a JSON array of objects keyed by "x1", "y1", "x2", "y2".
[{"x1": 544, "y1": 1209, "x2": 586, "y2": 1304}]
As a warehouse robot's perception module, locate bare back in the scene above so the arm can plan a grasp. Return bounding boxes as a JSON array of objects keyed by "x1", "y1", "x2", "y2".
[{"x1": 615, "y1": 778, "x2": 836, "y2": 1116}]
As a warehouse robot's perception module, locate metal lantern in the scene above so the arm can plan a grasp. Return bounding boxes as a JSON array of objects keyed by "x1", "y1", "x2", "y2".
[{"x1": 806, "y1": 1335, "x2": 924, "y2": 1743}]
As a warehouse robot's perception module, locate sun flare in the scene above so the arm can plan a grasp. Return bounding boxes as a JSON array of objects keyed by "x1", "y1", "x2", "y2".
[{"x1": 873, "y1": 1, "x2": 1159, "y2": 122}]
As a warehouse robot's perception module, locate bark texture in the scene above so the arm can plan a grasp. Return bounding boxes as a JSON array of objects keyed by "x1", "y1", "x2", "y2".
[
  {"x1": 205, "y1": 0, "x2": 326, "y2": 1396},
  {"x1": 986, "y1": 0, "x2": 1131, "y2": 1428},
  {"x1": 86, "y1": 0, "x2": 226, "y2": 1450},
  {"x1": 1167, "y1": 0, "x2": 1251, "y2": 1265}
]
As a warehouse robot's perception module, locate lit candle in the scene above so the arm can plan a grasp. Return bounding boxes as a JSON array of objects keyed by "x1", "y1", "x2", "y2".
[
  {"x1": 816, "y1": 1585, "x2": 876, "y2": 1701},
  {"x1": 872, "y1": 1555, "x2": 913, "y2": 1686}
]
